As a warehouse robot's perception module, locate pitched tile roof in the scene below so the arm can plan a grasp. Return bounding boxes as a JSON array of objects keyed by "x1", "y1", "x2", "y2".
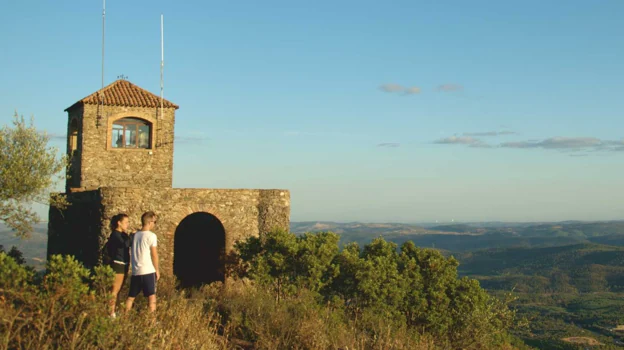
[{"x1": 65, "y1": 79, "x2": 179, "y2": 111}]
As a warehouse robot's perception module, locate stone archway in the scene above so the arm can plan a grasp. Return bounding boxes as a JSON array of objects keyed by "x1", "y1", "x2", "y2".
[{"x1": 173, "y1": 212, "x2": 226, "y2": 288}]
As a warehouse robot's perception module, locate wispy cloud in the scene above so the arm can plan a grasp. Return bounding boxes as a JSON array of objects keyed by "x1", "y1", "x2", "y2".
[
  {"x1": 379, "y1": 84, "x2": 404, "y2": 93},
  {"x1": 39, "y1": 132, "x2": 67, "y2": 141},
  {"x1": 433, "y1": 136, "x2": 491, "y2": 148},
  {"x1": 379, "y1": 84, "x2": 421, "y2": 95},
  {"x1": 435, "y1": 135, "x2": 624, "y2": 155},
  {"x1": 377, "y1": 143, "x2": 401, "y2": 148},
  {"x1": 437, "y1": 84, "x2": 463, "y2": 92},
  {"x1": 404, "y1": 87, "x2": 421, "y2": 94},
  {"x1": 463, "y1": 131, "x2": 517, "y2": 137},
  {"x1": 283, "y1": 130, "x2": 360, "y2": 138},
  {"x1": 175, "y1": 135, "x2": 210, "y2": 144},
  {"x1": 500, "y1": 137, "x2": 602, "y2": 150}
]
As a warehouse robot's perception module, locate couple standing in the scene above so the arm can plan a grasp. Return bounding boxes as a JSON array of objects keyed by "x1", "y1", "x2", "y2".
[{"x1": 108, "y1": 211, "x2": 160, "y2": 317}]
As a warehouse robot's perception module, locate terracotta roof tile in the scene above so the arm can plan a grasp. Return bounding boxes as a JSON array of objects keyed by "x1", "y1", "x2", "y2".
[{"x1": 65, "y1": 80, "x2": 179, "y2": 111}]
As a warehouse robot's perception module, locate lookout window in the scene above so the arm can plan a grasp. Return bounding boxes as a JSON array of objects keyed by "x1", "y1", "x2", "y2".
[
  {"x1": 112, "y1": 118, "x2": 151, "y2": 149},
  {"x1": 69, "y1": 119, "x2": 78, "y2": 153}
]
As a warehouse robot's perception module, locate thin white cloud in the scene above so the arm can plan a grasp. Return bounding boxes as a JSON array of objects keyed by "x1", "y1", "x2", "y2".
[
  {"x1": 404, "y1": 87, "x2": 422, "y2": 95},
  {"x1": 379, "y1": 84, "x2": 405, "y2": 93},
  {"x1": 283, "y1": 130, "x2": 360, "y2": 138},
  {"x1": 47, "y1": 133, "x2": 67, "y2": 140},
  {"x1": 436, "y1": 135, "x2": 624, "y2": 155},
  {"x1": 379, "y1": 84, "x2": 421, "y2": 95},
  {"x1": 437, "y1": 84, "x2": 463, "y2": 92},
  {"x1": 501, "y1": 137, "x2": 602, "y2": 150},
  {"x1": 463, "y1": 131, "x2": 517, "y2": 137},
  {"x1": 175, "y1": 135, "x2": 210, "y2": 144},
  {"x1": 433, "y1": 136, "x2": 491, "y2": 148},
  {"x1": 377, "y1": 143, "x2": 401, "y2": 148}
]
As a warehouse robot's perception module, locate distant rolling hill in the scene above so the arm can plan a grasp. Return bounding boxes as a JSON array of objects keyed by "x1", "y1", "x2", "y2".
[
  {"x1": 513, "y1": 221, "x2": 624, "y2": 237},
  {"x1": 291, "y1": 220, "x2": 624, "y2": 251},
  {"x1": 0, "y1": 223, "x2": 48, "y2": 270}
]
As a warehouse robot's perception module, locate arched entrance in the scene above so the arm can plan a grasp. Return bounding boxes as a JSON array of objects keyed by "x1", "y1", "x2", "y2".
[{"x1": 173, "y1": 212, "x2": 226, "y2": 288}]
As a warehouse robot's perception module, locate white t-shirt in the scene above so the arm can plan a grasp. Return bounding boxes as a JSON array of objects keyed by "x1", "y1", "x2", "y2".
[{"x1": 131, "y1": 230, "x2": 157, "y2": 276}]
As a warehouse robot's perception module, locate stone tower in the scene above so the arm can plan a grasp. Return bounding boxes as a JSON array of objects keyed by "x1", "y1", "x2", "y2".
[
  {"x1": 49, "y1": 80, "x2": 290, "y2": 287},
  {"x1": 64, "y1": 79, "x2": 178, "y2": 192}
]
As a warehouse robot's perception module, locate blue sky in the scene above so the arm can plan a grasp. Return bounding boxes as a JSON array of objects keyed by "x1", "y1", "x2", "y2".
[{"x1": 1, "y1": 0, "x2": 623, "y2": 222}]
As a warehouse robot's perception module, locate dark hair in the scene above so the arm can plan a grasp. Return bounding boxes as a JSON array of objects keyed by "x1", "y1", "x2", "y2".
[
  {"x1": 141, "y1": 211, "x2": 157, "y2": 226},
  {"x1": 110, "y1": 213, "x2": 129, "y2": 231}
]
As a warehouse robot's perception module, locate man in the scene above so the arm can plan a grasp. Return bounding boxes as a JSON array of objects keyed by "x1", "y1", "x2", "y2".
[{"x1": 126, "y1": 211, "x2": 160, "y2": 312}]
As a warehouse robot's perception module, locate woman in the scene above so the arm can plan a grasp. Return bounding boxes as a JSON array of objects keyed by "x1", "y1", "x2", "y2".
[{"x1": 108, "y1": 213, "x2": 131, "y2": 318}]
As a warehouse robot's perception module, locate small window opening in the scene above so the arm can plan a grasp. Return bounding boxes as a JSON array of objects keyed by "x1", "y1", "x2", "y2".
[{"x1": 69, "y1": 119, "x2": 78, "y2": 153}]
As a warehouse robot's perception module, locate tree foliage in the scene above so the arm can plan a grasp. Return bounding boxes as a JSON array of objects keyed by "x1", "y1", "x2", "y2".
[
  {"x1": 233, "y1": 230, "x2": 518, "y2": 348},
  {"x1": 0, "y1": 113, "x2": 68, "y2": 237}
]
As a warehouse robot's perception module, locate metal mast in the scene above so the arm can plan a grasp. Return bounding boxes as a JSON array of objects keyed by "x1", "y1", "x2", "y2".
[{"x1": 160, "y1": 14, "x2": 164, "y2": 120}]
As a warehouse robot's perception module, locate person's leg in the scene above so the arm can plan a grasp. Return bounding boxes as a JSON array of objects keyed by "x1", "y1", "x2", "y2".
[
  {"x1": 148, "y1": 294, "x2": 157, "y2": 312},
  {"x1": 126, "y1": 275, "x2": 141, "y2": 311},
  {"x1": 110, "y1": 273, "x2": 125, "y2": 316},
  {"x1": 125, "y1": 297, "x2": 136, "y2": 311},
  {"x1": 142, "y1": 273, "x2": 157, "y2": 312}
]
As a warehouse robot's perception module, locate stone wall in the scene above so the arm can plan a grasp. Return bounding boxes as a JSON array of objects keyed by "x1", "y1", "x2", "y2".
[
  {"x1": 66, "y1": 104, "x2": 176, "y2": 191},
  {"x1": 49, "y1": 187, "x2": 290, "y2": 276}
]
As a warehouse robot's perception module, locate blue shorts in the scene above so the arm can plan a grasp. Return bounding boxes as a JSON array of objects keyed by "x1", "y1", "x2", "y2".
[{"x1": 128, "y1": 273, "x2": 156, "y2": 297}]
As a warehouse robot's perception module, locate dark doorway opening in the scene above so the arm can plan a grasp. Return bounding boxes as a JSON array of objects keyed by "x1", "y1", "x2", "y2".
[{"x1": 173, "y1": 212, "x2": 226, "y2": 288}]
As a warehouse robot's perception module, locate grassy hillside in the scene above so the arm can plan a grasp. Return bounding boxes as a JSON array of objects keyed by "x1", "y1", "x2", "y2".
[
  {"x1": 458, "y1": 243, "x2": 624, "y2": 292},
  {"x1": 455, "y1": 243, "x2": 624, "y2": 348}
]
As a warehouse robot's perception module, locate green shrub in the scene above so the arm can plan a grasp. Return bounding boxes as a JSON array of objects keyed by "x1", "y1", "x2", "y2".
[
  {"x1": 233, "y1": 230, "x2": 519, "y2": 349},
  {"x1": 0, "y1": 251, "x2": 33, "y2": 289}
]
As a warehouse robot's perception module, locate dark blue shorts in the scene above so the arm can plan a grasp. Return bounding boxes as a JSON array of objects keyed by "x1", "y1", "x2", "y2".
[{"x1": 128, "y1": 273, "x2": 156, "y2": 297}]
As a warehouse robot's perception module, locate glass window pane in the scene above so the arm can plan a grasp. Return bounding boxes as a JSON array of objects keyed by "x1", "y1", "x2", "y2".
[
  {"x1": 125, "y1": 126, "x2": 137, "y2": 148},
  {"x1": 112, "y1": 124, "x2": 124, "y2": 148},
  {"x1": 138, "y1": 125, "x2": 150, "y2": 148}
]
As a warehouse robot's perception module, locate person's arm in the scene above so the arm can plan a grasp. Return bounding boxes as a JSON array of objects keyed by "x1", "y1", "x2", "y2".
[
  {"x1": 109, "y1": 231, "x2": 123, "y2": 257},
  {"x1": 150, "y1": 245, "x2": 160, "y2": 281}
]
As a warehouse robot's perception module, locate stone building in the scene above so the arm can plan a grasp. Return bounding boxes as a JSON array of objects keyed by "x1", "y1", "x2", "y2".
[{"x1": 48, "y1": 80, "x2": 290, "y2": 287}]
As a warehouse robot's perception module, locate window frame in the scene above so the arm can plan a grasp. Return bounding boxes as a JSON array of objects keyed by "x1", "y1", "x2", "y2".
[{"x1": 110, "y1": 117, "x2": 152, "y2": 150}]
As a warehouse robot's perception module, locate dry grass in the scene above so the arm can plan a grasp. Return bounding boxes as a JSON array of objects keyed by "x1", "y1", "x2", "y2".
[
  {"x1": 0, "y1": 274, "x2": 222, "y2": 350},
  {"x1": 201, "y1": 279, "x2": 438, "y2": 350}
]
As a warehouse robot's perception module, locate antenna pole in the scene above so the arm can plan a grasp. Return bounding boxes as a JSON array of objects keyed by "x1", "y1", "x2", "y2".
[
  {"x1": 160, "y1": 14, "x2": 164, "y2": 120},
  {"x1": 100, "y1": 0, "x2": 106, "y2": 122}
]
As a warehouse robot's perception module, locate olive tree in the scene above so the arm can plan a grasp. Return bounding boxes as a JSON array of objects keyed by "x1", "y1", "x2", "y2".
[{"x1": 0, "y1": 113, "x2": 68, "y2": 237}]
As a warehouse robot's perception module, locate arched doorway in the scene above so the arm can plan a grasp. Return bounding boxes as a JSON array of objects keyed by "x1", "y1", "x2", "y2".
[{"x1": 173, "y1": 212, "x2": 226, "y2": 288}]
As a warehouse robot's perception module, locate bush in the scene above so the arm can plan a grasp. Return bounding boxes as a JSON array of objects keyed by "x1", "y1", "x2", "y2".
[{"x1": 233, "y1": 230, "x2": 519, "y2": 349}]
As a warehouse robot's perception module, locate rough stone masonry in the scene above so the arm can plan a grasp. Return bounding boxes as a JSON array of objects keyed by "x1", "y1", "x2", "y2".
[{"x1": 48, "y1": 80, "x2": 290, "y2": 286}]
